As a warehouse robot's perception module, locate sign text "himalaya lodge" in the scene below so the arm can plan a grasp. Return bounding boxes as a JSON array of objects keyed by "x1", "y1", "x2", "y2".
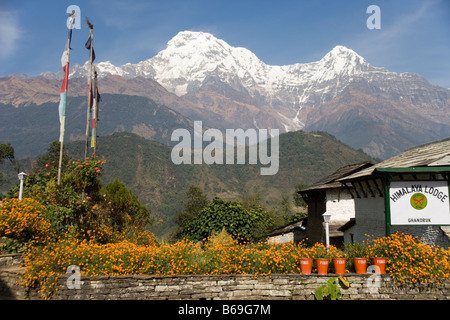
[{"x1": 389, "y1": 181, "x2": 450, "y2": 226}]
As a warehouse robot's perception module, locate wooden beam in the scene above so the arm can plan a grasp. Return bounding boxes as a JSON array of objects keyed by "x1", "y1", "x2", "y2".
[
  {"x1": 343, "y1": 182, "x2": 355, "y2": 199},
  {"x1": 373, "y1": 178, "x2": 383, "y2": 197},
  {"x1": 351, "y1": 181, "x2": 361, "y2": 198},
  {"x1": 356, "y1": 181, "x2": 367, "y2": 198},
  {"x1": 364, "y1": 180, "x2": 376, "y2": 197}
]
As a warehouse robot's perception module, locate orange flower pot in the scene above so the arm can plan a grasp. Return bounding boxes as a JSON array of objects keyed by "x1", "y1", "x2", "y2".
[
  {"x1": 332, "y1": 258, "x2": 347, "y2": 274},
  {"x1": 299, "y1": 258, "x2": 313, "y2": 274},
  {"x1": 353, "y1": 258, "x2": 367, "y2": 274},
  {"x1": 371, "y1": 257, "x2": 386, "y2": 274},
  {"x1": 315, "y1": 258, "x2": 330, "y2": 275}
]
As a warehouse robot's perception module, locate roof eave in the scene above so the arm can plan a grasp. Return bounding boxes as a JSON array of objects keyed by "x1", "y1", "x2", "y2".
[{"x1": 375, "y1": 166, "x2": 450, "y2": 174}]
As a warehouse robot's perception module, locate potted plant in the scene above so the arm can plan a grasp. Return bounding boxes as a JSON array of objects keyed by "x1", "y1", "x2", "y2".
[
  {"x1": 370, "y1": 257, "x2": 386, "y2": 274},
  {"x1": 311, "y1": 243, "x2": 330, "y2": 275},
  {"x1": 299, "y1": 249, "x2": 313, "y2": 275},
  {"x1": 316, "y1": 257, "x2": 330, "y2": 275},
  {"x1": 330, "y1": 249, "x2": 347, "y2": 275},
  {"x1": 344, "y1": 242, "x2": 369, "y2": 274},
  {"x1": 368, "y1": 242, "x2": 388, "y2": 274}
]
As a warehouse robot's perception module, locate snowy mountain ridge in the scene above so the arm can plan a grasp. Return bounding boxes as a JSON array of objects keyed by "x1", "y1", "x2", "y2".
[
  {"x1": 41, "y1": 31, "x2": 389, "y2": 102},
  {"x1": 41, "y1": 30, "x2": 413, "y2": 132},
  {"x1": 3, "y1": 31, "x2": 449, "y2": 160}
]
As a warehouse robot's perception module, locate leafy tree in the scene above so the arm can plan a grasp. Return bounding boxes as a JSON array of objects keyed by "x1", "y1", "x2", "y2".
[
  {"x1": 0, "y1": 142, "x2": 15, "y2": 184},
  {"x1": 62, "y1": 158, "x2": 104, "y2": 198},
  {"x1": 173, "y1": 185, "x2": 209, "y2": 240},
  {"x1": 101, "y1": 179, "x2": 151, "y2": 232},
  {"x1": 4, "y1": 140, "x2": 153, "y2": 245},
  {"x1": 277, "y1": 194, "x2": 293, "y2": 217},
  {"x1": 0, "y1": 143, "x2": 14, "y2": 163},
  {"x1": 240, "y1": 192, "x2": 262, "y2": 211},
  {"x1": 293, "y1": 183, "x2": 307, "y2": 207},
  {"x1": 274, "y1": 184, "x2": 308, "y2": 224},
  {"x1": 182, "y1": 197, "x2": 274, "y2": 243},
  {"x1": 35, "y1": 141, "x2": 70, "y2": 177},
  {"x1": 31, "y1": 158, "x2": 106, "y2": 236}
]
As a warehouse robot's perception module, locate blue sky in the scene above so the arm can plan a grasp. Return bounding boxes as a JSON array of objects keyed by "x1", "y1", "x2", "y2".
[{"x1": 1, "y1": 0, "x2": 449, "y2": 88}]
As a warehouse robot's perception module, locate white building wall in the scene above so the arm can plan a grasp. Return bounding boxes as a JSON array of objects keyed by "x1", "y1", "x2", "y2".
[
  {"x1": 326, "y1": 189, "x2": 355, "y2": 224},
  {"x1": 267, "y1": 233, "x2": 294, "y2": 244}
]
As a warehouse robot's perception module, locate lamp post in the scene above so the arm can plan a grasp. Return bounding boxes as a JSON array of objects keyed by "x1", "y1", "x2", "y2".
[
  {"x1": 18, "y1": 172, "x2": 27, "y2": 201},
  {"x1": 322, "y1": 212, "x2": 332, "y2": 249}
]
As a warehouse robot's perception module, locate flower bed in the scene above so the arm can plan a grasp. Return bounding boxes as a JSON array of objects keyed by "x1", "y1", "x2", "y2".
[
  {"x1": 2, "y1": 198, "x2": 449, "y2": 299},
  {"x1": 17, "y1": 232, "x2": 450, "y2": 299}
]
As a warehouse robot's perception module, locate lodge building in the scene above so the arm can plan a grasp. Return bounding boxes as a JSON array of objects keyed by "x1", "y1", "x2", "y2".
[{"x1": 293, "y1": 138, "x2": 450, "y2": 248}]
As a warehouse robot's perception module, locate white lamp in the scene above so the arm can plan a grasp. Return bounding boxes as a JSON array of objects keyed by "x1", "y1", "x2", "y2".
[
  {"x1": 322, "y1": 212, "x2": 332, "y2": 248},
  {"x1": 18, "y1": 172, "x2": 27, "y2": 201}
]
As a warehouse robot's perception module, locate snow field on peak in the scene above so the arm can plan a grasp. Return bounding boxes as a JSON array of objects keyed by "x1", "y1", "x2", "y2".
[{"x1": 44, "y1": 30, "x2": 381, "y2": 96}]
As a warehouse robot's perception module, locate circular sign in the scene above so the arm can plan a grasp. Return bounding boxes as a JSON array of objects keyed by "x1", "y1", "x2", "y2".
[{"x1": 410, "y1": 193, "x2": 427, "y2": 210}]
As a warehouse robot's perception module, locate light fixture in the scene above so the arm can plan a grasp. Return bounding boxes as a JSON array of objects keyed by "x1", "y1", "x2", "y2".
[
  {"x1": 322, "y1": 212, "x2": 332, "y2": 248},
  {"x1": 18, "y1": 172, "x2": 27, "y2": 201}
]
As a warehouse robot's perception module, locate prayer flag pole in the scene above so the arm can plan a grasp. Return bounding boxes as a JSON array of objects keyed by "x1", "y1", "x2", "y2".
[
  {"x1": 57, "y1": 12, "x2": 74, "y2": 185},
  {"x1": 91, "y1": 69, "x2": 99, "y2": 155},
  {"x1": 84, "y1": 18, "x2": 94, "y2": 159}
]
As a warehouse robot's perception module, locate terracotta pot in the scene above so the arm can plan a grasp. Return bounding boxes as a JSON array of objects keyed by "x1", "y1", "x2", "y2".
[
  {"x1": 299, "y1": 258, "x2": 313, "y2": 274},
  {"x1": 332, "y1": 258, "x2": 347, "y2": 274},
  {"x1": 353, "y1": 258, "x2": 367, "y2": 274},
  {"x1": 371, "y1": 257, "x2": 387, "y2": 274},
  {"x1": 315, "y1": 258, "x2": 330, "y2": 275}
]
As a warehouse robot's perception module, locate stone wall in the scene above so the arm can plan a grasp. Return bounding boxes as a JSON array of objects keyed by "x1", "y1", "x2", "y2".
[
  {"x1": 0, "y1": 254, "x2": 23, "y2": 269},
  {"x1": 0, "y1": 254, "x2": 29, "y2": 300},
  {"x1": 0, "y1": 266, "x2": 30, "y2": 300},
  {"x1": 1, "y1": 254, "x2": 450, "y2": 300},
  {"x1": 4, "y1": 272, "x2": 445, "y2": 300},
  {"x1": 50, "y1": 273, "x2": 450, "y2": 300}
]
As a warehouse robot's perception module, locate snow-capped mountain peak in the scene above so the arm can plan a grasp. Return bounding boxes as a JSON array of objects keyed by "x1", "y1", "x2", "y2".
[
  {"x1": 6, "y1": 30, "x2": 449, "y2": 161},
  {"x1": 40, "y1": 31, "x2": 380, "y2": 95},
  {"x1": 150, "y1": 31, "x2": 265, "y2": 95},
  {"x1": 313, "y1": 45, "x2": 375, "y2": 79},
  {"x1": 148, "y1": 32, "x2": 382, "y2": 98},
  {"x1": 38, "y1": 30, "x2": 415, "y2": 129},
  {"x1": 325, "y1": 45, "x2": 360, "y2": 59}
]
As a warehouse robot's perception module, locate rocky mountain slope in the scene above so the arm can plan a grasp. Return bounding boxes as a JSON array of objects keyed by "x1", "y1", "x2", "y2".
[
  {"x1": 2, "y1": 31, "x2": 449, "y2": 159},
  {"x1": 0, "y1": 93, "x2": 195, "y2": 159}
]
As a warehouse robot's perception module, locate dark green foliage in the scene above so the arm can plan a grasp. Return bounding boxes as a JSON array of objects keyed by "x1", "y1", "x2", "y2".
[
  {"x1": 0, "y1": 142, "x2": 15, "y2": 184},
  {"x1": 314, "y1": 277, "x2": 343, "y2": 300},
  {"x1": 173, "y1": 185, "x2": 209, "y2": 240},
  {"x1": 293, "y1": 183, "x2": 307, "y2": 207},
  {"x1": 61, "y1": 159, "x2": 102, "y2": 197},
  {"x1": 182, "y1": 197, "x2": 275, "y2": 243},
  {"x1": 101, "y1": 179, "x2": 151, "y2": 232},
  {"x1": 1, "y1": 128, "x2": 375, "y2": 239},
  {"x1": 35, "y1": 141, "x2": 70, "y2": 175},
  {"x1": 4, "y1": 141, "x2": 151, "y2": 240},
  {"x1": 0, "y1": 142, "x2": 14, "y2": 164}
]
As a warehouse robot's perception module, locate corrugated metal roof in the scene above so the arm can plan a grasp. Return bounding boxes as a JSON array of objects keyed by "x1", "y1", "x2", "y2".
[{"x1": 339, "y1": 138, "x2": 450, "y2": 181}]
